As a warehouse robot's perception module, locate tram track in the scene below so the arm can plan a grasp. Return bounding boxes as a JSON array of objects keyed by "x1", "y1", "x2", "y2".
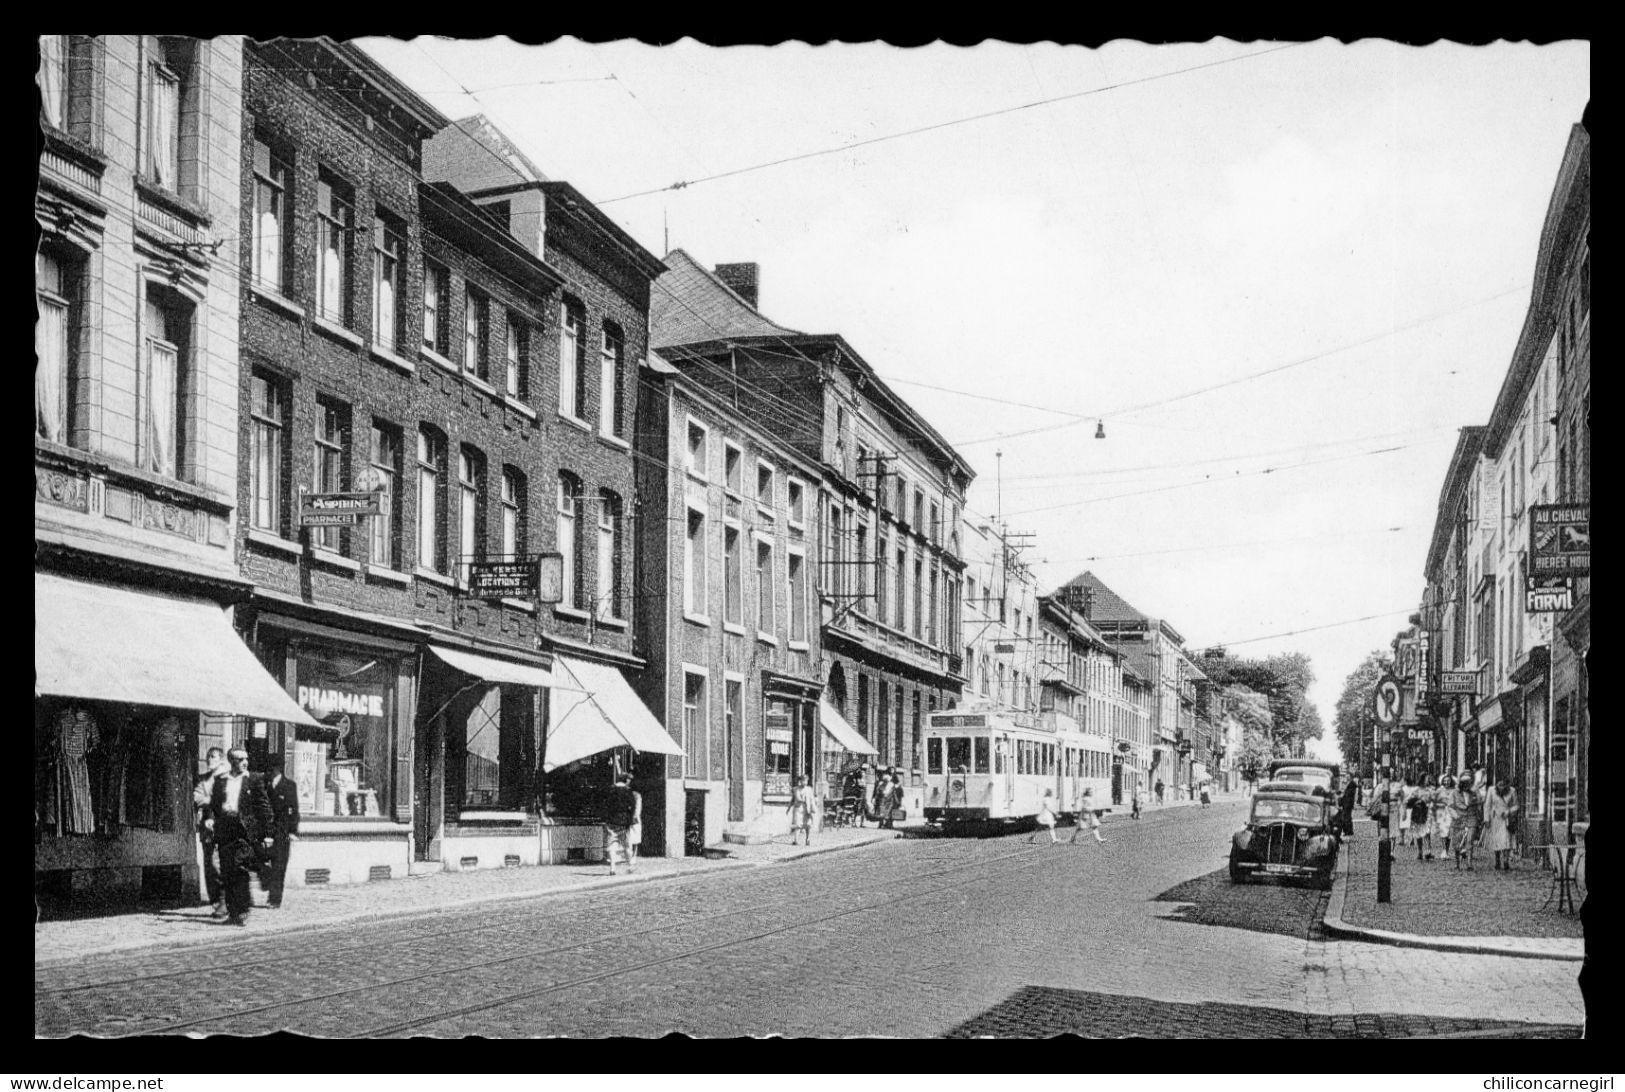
[
  {"x1": 352, "y1": 844, "x2": 1053, "y2": 1038},
  {"x1": 40, "y1": 842, "x2": 1047, "y2": 1037}
]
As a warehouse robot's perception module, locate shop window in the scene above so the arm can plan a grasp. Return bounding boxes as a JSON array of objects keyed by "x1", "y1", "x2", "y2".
[
  {"x1": 764, "y1": 698, "x2": 794, "y2": 798},
  {"x1": 544, "y1": 749, "x2": 619, "y2": 820},
  {"x1": 450, "y1": 686, "x2": 539, "y2": 812},
  {"x1": 141, "y1": 283, "x2": 192, "y2": 480},
  {"x1": 292, "y1": 645, "x2": 395, "y2": 817},
  {"x1": 36, "y1": 702, "x2": 180, "y2": 838},
  {"x1": 36, "y1": 245, "x2": 85, "y2": 446},
  {"x1": 249, "y1": 371, "x2": 288, "y2": 535}
]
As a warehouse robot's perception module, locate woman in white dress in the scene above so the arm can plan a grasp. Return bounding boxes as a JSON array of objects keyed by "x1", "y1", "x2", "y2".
[
  {"x1": 1432, "y1": 773, "x2": 1454, "y2": 850},
  {"x1": 1394, "y1": 776, "x2": 1412, "y2": 845},
  {"x1": 1482, "y1": 778, "x2": 1520, "y2": 870}
]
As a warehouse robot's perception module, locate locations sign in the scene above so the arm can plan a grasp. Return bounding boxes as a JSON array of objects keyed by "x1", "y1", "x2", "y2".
[
  {"x1": 465, "y1": 554, "x2": 564, "y2": 603},
  {"x1": 1530, "y1": 503, "x2": 1589, "y2": 576},
  {"x1": 1526, "y1": 575, "x2": 1576, "y2": 613},
  {"x1": 299, "y1": 491, "x2": 383, "y2": 527}
]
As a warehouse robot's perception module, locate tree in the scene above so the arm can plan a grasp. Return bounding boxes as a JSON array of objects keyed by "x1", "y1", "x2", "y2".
[
  {"x1": 1197, "y1": 651, "x2": 1321, "y2": 756},
  {"x1": 1226, "y1": 684, "x2": 1276, "y2": 783},
  {"x1": 1334, "y1": 651, "x2": 1391, "y2": 775}
]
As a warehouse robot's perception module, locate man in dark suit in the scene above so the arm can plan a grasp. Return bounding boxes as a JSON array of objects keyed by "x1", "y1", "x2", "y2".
[
  {"x1": 208, "y1": 746, "x2": 274, "y2": 926},
  {"x1": 262, "y1": 754, "x2": 300, "y2": 909}
]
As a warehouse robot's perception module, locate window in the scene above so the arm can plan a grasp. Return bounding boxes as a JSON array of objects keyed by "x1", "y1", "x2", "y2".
[
  {"x1": 451, "y1": 684, "x2": 539, "y2": 812},
  {"x1": 914, "y1": 489, "x2": 925, "y2": 532},
  {"x1": 855, "y1": 523, "x2": 870, "y2": 611},
  {"x1": 312, "y1": 399, "x2": 348, "y2": 552},
  {"x1": 599, "y1": 323, "x2": 624, "y2": 437},
  {"x1": 316, "y1": 173, "x2": 353, "y2": 326},
  {"x1": 895, "y1": 477, "x2": 907, "y2": 523},
  {"x1": 371, "y1": 211, "x2": 404, "y2": 351},
  {"x1": 788, "y1": 552, "x2": 808, "y2": 643},
  {"x1": 463, "y1": 287, "x2": 490, "y2": 381},
  {"x1": 597, "y1": 490, "x2": 623, "y2": 620},
  {"x1": 757, "y1": 462, "x2": 775, "y2": 512},
  {"x1": 685, "y1": 508, "x2": 707, "y2": 617},
  {"x1": 683, "y1": 670, "x2": 708, "y2": 780},
  {"x1": 913, "y1": 556, "x2": 924, "y2": 637},
  {"x1": 876, "y1": 533, "x2": 889, "y2": 624},
  {"x1": 787, "y1": 480, "x2": 805, "y2": 526},
  {"x1": 252, "y1": 139, "x2": 291, "y2": 294},
  {"x1": 458, "y1": 449, "x2": 484, "y2": 580},
  {"x1": 724, "y1": 526, "x2": 743, "y2": 626},
  {"x1": 500, "y1": 468, "x2": 524, "y2": 562},
  {"x1": 141, "y1": 285, "x2": 191, "y2": 479},
  {"x1": 723, "y1": 443, "x2": 742, "y2": 493},
  {"x1": 757, "y1": 540, "x2": 775, "y2": 633},
  {"x1": 292, "y1": 645, "x2": 397, "y2": 817},
  {"x1": 686, "y1": 420, "x2": 708, "y2": 478},
  {"x1": 928, "y1": 564, "x2": 939, "y2": 645},
  {"x1": 825, "y1": 505, "x2": 843, "y2": 600},
  {"x1": 558, "y1": 472, "x2": 583, "y2": 609},
  {"x1": 929, "y1": 501, "x2": 940, "y2": 545},
  {"x1": 144, "y1": 37, "x2": 184, "y2": 190},
  {"x1": 893, "y1": 547, "x2": 907, "y2": 630},
  {"x1": 35, "y1": 247, "x2": 82, "y2": 445},
  {"x1": 370, "y1": 422, "x2": 401, "y2": 569},
  {"x1": 505, "y1": 315, "x2": 527, "y2": 400},
  {"x1": 422, "y1": 263, "x2": 448, "y2": 355},
  {"x1": 416, "y1": 428, "x2": 446, "y2": 573},
  {"x1": 559, "y1": 300, "x2": 585, "y2": 418},
  {"x1": 248, "y1": 372, "x2": 286, "y2": 534},
  {"x1": 38, "y1": 35, "x2": 69, "y2": 130}
]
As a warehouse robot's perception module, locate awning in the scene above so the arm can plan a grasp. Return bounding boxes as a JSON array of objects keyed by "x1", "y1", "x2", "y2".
[
  {"x1": 820, "y1": 697, "x2": 877, "y2": 755},
  {"x1": 35, "y1": 572, "x2": 322, "y2": 727},
  {"x1": 545, "y1": 656, "x2": 683, "y2": 771},
  {"x1": 1477, "y1": 694, "x2": 1504, "y2": 732},
  {"x1": 429, "y1": 644, "x2": 551, "y2": 688}
]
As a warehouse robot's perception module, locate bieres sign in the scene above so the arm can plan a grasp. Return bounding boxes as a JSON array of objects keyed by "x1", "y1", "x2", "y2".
[{"x1": 1529, "y1": 503, "x2": 1589, "y2": 576}]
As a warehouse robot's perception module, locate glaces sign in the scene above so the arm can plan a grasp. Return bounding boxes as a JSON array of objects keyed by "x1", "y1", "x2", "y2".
[{"x1": 1529, "y1": 504, "x2": 1589, "y2": 576}]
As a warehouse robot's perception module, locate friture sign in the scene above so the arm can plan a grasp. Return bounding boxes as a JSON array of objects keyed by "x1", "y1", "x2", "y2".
[
  {"x1": 299, "y1": 491, "x2": 383, "y2": 526},
  {"x1": 1526, "y1": 575, "x2": 1576, "y2": 613},
  {"x1": 1437, "y1": 671, "x2": 1479, "y2": 695},
  {"x1": 1529, "y1": 503, "x2": 1589, "y2": 576}
]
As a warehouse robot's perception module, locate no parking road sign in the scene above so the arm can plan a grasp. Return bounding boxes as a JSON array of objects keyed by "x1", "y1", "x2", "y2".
[{"x1": 1373, "y1": 674, "x2": 1402, "y2": 725}]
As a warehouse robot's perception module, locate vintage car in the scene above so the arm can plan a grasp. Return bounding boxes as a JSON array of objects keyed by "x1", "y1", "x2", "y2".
[
  {"x1": 1266, "y1": 759, "x2": 1342, "y2": 793},
  {"x1": 1230, "y1": 790, "x2": 1340, "y2": 887}
]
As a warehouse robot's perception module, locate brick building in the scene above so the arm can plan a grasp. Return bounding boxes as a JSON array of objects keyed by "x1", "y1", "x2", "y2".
[
  {"x1": 36, "y1": 36, "x2": 318, "y2": 915},
  {"x1": 650, "y1": 251, "x2": 971, "y2": 818},
  {"x1": 1038, "y1": 592, "x2": 1151, "y2": 805},
  {"x1": 230, "y1": 43, "x2": 676, "y2": 889}
]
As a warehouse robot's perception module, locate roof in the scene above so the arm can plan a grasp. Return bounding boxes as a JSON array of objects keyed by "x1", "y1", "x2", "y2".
[
  {"x1": 1483, "y1": 122, "x2": 1589, "y2": 459},
  {"x1": 418, "y1": 181, "x2": 564, "y2": 298},
  {"x1": 425, "y1": 114, "x2": 549, "y2": 191},
  {"x1": 1423, "y1": 426, "x2": 1487, "y2": 580},
  {"x1": 650, "y1": 248, "x2": 803, "y2": 348},
  {"x1": 1056, "y1": 571, "x2": 1148, "y2": 624}
]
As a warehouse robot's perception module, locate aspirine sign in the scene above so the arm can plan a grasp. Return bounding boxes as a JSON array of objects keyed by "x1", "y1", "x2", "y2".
[{"x1": 1529, "y1": 503, "x2": 1589, "y2": 576}]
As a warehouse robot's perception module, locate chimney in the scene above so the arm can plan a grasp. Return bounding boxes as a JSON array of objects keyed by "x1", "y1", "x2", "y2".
[{"x1": 714, "y1": 263, "x2": 759, "y2": 309}]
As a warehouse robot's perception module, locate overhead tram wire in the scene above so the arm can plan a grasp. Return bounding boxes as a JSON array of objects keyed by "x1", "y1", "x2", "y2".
[
  {"x1": 592, "y1": 43, "x2": 1311, "y2": 205},
  {"x1": 405, "y1": 43, "x2": 982, "y2": 472},
  {"x1": 947, "y1": 282, "x2": 1531, "y2": 448},
  {"x1": 1201, "y1": 608, "x2": 1419, "y2": 649}
]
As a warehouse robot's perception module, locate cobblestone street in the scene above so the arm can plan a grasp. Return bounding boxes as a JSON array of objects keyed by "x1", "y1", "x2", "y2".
[{"x1": 35, "y1": 802, "x2": 1585, "y2": 1038}]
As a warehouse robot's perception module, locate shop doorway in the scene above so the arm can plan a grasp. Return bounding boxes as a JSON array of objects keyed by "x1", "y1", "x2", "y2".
[
  {"x1": 684, "y1": 788, "x2": 707, "y2": 857},
  {"x1": 1111, "y1": 758, "x2": 1124, "y2": 806},
  {"x1": 413, "y1": 725, "x2": 439, "y2": 862}
]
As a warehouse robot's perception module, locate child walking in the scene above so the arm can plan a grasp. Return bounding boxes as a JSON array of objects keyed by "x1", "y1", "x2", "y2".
[
  {"x1": 1069, "y1": 786, "x2": 1106, "y2": 844},
  {"x1": 786, "y1": 775, "x2": 818, "y2": 846}
]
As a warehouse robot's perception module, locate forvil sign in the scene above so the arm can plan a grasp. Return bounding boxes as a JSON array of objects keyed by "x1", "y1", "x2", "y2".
[{"x1": 298, "y1": 686, "x2": 384, "y2": 718}]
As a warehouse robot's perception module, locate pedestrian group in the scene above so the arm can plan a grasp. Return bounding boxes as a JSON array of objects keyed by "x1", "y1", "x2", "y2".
[
  {"x1": 1369, "y1": 764, "x2": 1521, "y2": 872},
  {"x1": 193, "y1": 745, "x2": 300, "y2": 926}
]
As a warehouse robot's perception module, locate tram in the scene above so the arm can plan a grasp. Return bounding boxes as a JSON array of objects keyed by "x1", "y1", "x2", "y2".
[{"x1": 922, "y1": 708, "x2": 1114, "y2": 830}]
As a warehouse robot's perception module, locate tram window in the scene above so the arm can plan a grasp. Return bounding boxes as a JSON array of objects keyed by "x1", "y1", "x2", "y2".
[
  {"x1": 946, "y1": 736, "x2": 971, "y2": 772},
  {"x1": 994, "y1": 742, "x2": 1006, "y2": 774},
  {"x1": 974, "y1": 736, "x2": 990, "y2": 773},
  {"x1": 1046, "y1": 744, "x2": 1055, "y2": 775},
  {"x1": 927, "y1": 737, "x2": 943, "y2": 774}
]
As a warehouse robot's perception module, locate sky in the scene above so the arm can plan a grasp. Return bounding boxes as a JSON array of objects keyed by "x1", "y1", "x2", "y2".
[{"x1": 358, "y1": 37, "x2": 1589, "y2": 763}]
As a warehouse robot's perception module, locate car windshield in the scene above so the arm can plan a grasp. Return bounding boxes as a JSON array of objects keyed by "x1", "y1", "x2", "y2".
[
  {"x1": 1251, "y1": 798, "x2": 1323, "y2": 822},
  {"x1": 1274, "y1": 768, "x2": 1331, "y2": 783}
]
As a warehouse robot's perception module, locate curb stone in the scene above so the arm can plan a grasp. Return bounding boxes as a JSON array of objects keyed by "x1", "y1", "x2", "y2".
[
  {"x1": 36, "y1": 832, "x2": 902, "y2": 968},
  {"x1": 1320, "y1": 837, "x2": 1584, "y2": 963}
]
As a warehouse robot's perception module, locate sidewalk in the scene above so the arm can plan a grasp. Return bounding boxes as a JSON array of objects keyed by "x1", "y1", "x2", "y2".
[
  {"x1": 1322, "y1": 819, "x2": 1584, "y2": 961},
  {"x1": 34, "y1": 825, "x2": 900, "y2": 967}
]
